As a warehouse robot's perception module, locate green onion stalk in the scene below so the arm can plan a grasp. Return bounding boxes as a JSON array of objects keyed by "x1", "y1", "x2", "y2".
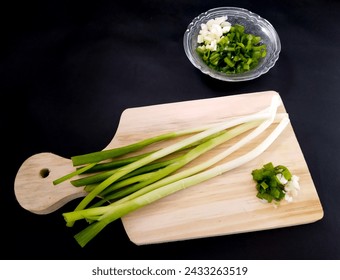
[
  {"x1": 66, "y1": 115, "x2": 289, "y2": 247},
  {"x1": 56, "y1": 95, "x2": 289, "y2": 246},
  {"x1": 64, "y1": 105, "x2": 279, "y2": 228}
]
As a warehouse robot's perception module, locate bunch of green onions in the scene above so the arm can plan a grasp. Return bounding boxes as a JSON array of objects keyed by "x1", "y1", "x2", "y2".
[{"x1": 54, "y1": 95, "x2": 289, "y2": 247}]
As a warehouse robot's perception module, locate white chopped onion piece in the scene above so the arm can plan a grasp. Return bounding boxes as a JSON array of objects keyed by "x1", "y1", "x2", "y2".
[
  {"x1": 284, "y1": 174, "x2": 300, "y2": 202},
  {"x1": 197, "y1": 16, "x2": 231, "y2": 51}
]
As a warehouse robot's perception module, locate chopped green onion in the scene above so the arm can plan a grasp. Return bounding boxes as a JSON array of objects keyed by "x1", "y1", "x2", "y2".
[
  {"x1": 196, "y1": 18, "x2": 267, "y2": 74},
  {"x1": 252, "y1": 162, "x2": 299, "y2": 204}
]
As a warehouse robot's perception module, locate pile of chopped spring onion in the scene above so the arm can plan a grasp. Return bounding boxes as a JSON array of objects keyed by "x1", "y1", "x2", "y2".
[
  {"x1": 196, "y1": 16, "x2": 267, "y2": 74},
  {"x1": 252, "y1": 162, "x2": 300, "y2": 204},
  {"x1": 54, "y1": 95, "x2": 290, "y2": 247}
]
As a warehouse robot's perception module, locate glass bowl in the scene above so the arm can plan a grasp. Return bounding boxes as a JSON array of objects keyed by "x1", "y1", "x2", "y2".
[{"x1": 183, "y1": 7, "x2": 281, "y2": 82}]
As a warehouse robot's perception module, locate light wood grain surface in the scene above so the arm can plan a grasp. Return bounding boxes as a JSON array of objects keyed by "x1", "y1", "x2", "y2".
[{"x1": 14, "y1": 90, "x2": 323, "y2": 244}]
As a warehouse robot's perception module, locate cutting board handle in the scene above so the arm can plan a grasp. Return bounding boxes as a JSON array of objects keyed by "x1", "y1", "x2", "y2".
[{"x1": 14, "y1": 152, "x2": 87, "y2": 214}]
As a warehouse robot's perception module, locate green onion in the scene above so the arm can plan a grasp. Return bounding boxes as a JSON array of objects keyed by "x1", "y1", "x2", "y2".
[
  {"x1": 70, "y1": 135, "x2": 174, "y2": 166},
  {"x1": 252, "y1": 162, "x2": 295, "y2": 203},
  {"x1": 90, "y1": 119, "x2": 266, "y2": 206},
  {"x1": 63, "y1": 101, "x2": 281, "y2": 229},
  {"x1": 54, "y1": 95, "x2": 291, "y2": 246},
  {"x1": 70, "y1": 124, "x2": 219, "y2": 167},
  {"x1": 52, "y1": 163, "x2": 97, "y2": 185},
  {"x1": 64, "y1": 113, "x2": 289, "y2": 247},
  {"x1": 196, "y1": 23, "x2": 267, "y2": 74}
]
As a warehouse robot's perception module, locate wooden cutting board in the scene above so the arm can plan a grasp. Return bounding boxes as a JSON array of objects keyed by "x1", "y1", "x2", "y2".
[{"x1": 15, "y1": 90, "x2": 323, "y2": 245}]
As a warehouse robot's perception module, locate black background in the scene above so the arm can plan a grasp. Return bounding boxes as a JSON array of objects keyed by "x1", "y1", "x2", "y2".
[{"x1": 1, "y1": 0, "x2": 340, "y2": 260}]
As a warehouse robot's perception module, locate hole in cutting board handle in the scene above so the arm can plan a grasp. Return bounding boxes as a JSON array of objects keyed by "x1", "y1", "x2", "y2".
[{"x1": 39, "y1": 168, "x2": 50, "y2": 178}]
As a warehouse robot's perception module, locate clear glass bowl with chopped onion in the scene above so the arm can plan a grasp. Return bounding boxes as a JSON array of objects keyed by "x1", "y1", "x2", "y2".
[{"x1": 183, "y1": 7, "x2": 281, "y2": 82}]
